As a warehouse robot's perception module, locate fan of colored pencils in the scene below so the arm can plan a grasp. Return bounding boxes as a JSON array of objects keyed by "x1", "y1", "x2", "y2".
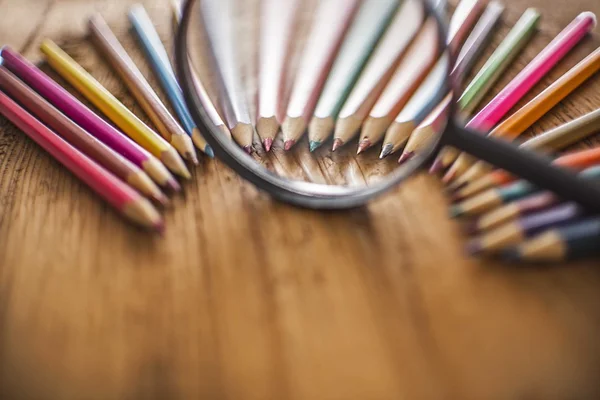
[{"x1": 0, "y1": 0, "x2": 598, "y2": 263}]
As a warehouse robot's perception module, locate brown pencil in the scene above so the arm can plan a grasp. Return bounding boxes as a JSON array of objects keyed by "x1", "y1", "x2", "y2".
[
  {"x1": 88, "y1": 14, "x2": 198, "y2": 164},
  {"x1": 0, "y1": 65, "x2": 169, "y2": 206}
]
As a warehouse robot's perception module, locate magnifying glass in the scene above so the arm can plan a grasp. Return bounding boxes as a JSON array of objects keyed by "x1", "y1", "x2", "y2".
[{"x1": 174, "y1": 0, "x2": 600, "y2": 211}]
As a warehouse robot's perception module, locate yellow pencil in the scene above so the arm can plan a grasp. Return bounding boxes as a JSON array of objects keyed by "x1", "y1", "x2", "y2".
[{"x1": 40, "y1": 39, "x2": 190, "y2": 179}]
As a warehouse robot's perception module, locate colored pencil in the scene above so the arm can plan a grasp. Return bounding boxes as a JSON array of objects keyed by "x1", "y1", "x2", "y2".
[
  {"x1": 503, "y1": 217, "x2": 600, "y2": 262},
  {"x1": 170, "y1": 0, "x2": 232, "y2": 142},
  {"x1": 281, "y1": 0, "x2": 361, "y2": 150},
  {"x1": 127, "y1": 5, "x2": 212, "y2": 159},
  {"x1": 467, "y1": 202, "x2": 586, "y2": 254},
  {"x1": 88, "y1": 14, "x2": 200, "y2": 165},
  {"x1": 40, "y1": 39, "x2": 191, "y2": 179},
  {"x1": 355, "y1": 18, "x2": 439, "y2": 154},
  {"x1": 308, "y1": 0, "x2": 399, "y2": 152},
  {"x1": 378, "y1": 0, "x2": 484, "y2": 159},
  {"x1": 0, "y1": 65, "x2": 168, "y2": 206},
  {"x1": 467, "y1": 191, "x2": 564, "y2": 234},
  {"x1": 333, "y1": 0, "x2": 425, "y2": 153},
  {"x1": 379, "y1": 55, "x2": 449, "y2": 158},
  {"x1": 397, "y1": 3, "x2": 504, "y2": 163},
  {"x1": 451, "y1": 1, "x2": 505, "y2": 83},
  {"x1": 0, "y1": 89, "x2": 163, "y2": 231},
  {"x1": 459, "y1": 8, "x2": 541, "y2": 115},
  {"x1": 431, "y1": 12, "x2": 597, "y2": 173},
  {"x1": 199, "y1": 0, "x2": 255, "y2": 152},
  {"x1": 446, "y1": 0, "x2": 489, "y2": 54},
  {"x1": 456, "y1": 132, "x2": 600, "y2": 200},
  {"x1": 0, "y1": 47, "x2": 179, "y2": 191},
  {"x1": 257, "y1": 0, "x2": 300, "y2": 151},
  {"x1": 450, "y1": 163, "x2": 600, "y2": 218},
  {"x1": 446, "y1": 45, "x2": 600, "y2": 186}
]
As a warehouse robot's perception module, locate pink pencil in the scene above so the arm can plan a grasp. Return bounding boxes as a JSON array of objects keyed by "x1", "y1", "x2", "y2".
[
  {"x1": 0, "y1": 46, "x2": 180, "y2": 191},
  {"x1": 0, "y1": 89, "x2": 164, "y2": 231},
  {"x1": 430, "y1": 12, "x2": 597, "y2": 173}
]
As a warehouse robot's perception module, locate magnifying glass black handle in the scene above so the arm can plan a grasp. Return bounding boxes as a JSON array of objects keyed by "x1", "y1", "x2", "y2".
[{"x1": 445, "y1": 123, "x2": 600, "y2": 213}]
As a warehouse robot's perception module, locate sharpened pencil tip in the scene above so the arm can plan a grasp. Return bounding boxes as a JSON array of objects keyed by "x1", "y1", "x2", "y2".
[
  {"x1": 153, "y1": 220, "x2": 166, "y2": 235},
  {"x1": 447, "y1": 180, "x2": 467, "y2": 193},
  {"x1": 166, "y1": 178, "x2": 181, "y2": 193},
  {"x1": 357, "y1": 139, "x2": 370, "y2": 155},
  {"x1": 284, "y1": 140, "x2": 295, "y2": 151},
  {"x1": 152, "y1": 191, "x2": 171, "y2": 208},
  {"x1": 449, "y1": 204, "x2": 464, "y2": 219},
  {"x1": 398, "y1": 151, "x2": 414, "y2": 164},
  {"x1": 185, "y1": 151, "x2": 199, "y2": 165},
  {"x1": 263, "y1": 138, "x2": 273, "y2": 152},
  {"x1": 442, "y1": 169, "x2": 457, "y2": 184},
  {"x1": 332, "y1": 138, "x2": 344, "y2": 152},
  {"x1": 243, "y1": 145, "x2": 253, "y2": 154},
  {"x1": 309, "y1": 141, "x2": 321, "y2": 153},
  {"x1": 449, "y1": 191, "x2": 466, "y2": 203},
  {"x1": 429, "y1": 159, "x2": 445, "y2": 174},
  {"x1": 466, "y1": 239, "x2": 483, "y2": 255},
  {"x1": 380, "y1": 144, "x2": 393, "y2": 159},
  {"x1": 204, "y1": 145, "x2": 214, "y2": 158}
]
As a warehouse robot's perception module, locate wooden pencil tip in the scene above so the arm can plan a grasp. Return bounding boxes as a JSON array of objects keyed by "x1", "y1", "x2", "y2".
[
  {"x1": 231, "y1": 123, "x2": 255, "y2": 149},
  {"x1": 464, "y1": 220, "x2": 480, "y2": 235},
  {"x1": 284, "y1": 140, "x2": 296, "y2": 151},
  {"x1": 380, "y1": 144, "x2": 394, "y2": 159},
  {"x1": 282, "y1": 116, "x2": 306, "y2": 144},
  {"x1": 243, "y1": 145, "x2": 253, "y2": 154},
  {"x1": 398, "y1": 152, "x2": 414, "y2": 165},
  {"x1": 166, "y1": 177, "x2": 182, "y2": 193},
  {"x1": 308, "y1": 117, "x2": 334, "y2": 145},
  {"x1": 466, "y1": 239, "x2": 483, "y2": 255},
  {"x1": 357, "y1": 140, "x2": 370, "y2": 155},
  {"x1": 332, "y1": 138, "x2": 344, "y2": 152},
  {"x1": 360, "y1": 117, "x2": 391, "y2": 147},
  {"x1": 449, "y1": 204, "x2": 465, "y2": 219},
  {"x1": 309, "y1": 141, "x2": 321, "y2": 153},
  {"x1": 256, "y1": 116, "x2": 280, "y2": 144},
  {"x1": 429, "y1": 158, "x2": 445, "y2": 174},
  {"x1": 442, "y1": 169, "x2": 457, "y2": 184},
  {"x1": 334, "y1": 115, "x2": 363, "y2": 141},
  {"x1": 263, "y1": 138, "x2": 273, "y2": 152},
  {"x1": 161, "y1": 148, "x2": 191, "y2": 179}
]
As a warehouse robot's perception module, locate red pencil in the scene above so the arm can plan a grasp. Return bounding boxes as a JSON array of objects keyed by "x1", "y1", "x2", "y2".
[{"x1": 0, "y1": 89, "x2": 164, "y2": 231}]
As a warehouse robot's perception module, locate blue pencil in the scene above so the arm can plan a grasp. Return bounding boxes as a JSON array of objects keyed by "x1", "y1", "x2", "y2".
[{"x1": 128, "y1": 4, "x2": 213, "y2": 157}]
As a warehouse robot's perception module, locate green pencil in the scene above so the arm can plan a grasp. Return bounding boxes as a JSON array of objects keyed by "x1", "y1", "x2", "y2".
[
  {"x1": 308, "y1": 0, "x2": 400, "y2": 152},
  {"x1": 458, "y1": 8, "x2": 541, "y2": 116}
]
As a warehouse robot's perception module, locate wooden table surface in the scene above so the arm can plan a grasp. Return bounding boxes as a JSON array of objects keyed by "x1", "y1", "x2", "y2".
[{"x1": 2, "y1": 0, "x2": 600, "y2": 399}]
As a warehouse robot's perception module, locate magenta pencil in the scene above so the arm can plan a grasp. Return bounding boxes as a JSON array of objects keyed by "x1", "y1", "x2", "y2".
[
  {"x1": 0, "y1": 46, "x2": 180, "y2": 191},
  {"x1": 0, "y1": 89, "x2": 163, "y2": 231},
  {"x1": 430, "y1": 12, "x2": 596, "y2": 173}
]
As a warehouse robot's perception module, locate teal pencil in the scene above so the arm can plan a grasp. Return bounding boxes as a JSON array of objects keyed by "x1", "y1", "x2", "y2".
[{"x1": 308, "y1": 0, "x2": 400, "y2": 152}]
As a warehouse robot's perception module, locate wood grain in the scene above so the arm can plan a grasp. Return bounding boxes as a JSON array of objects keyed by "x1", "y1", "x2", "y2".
[{"x1": 1, "y1": 0, "x2": 600, "y2": 399}]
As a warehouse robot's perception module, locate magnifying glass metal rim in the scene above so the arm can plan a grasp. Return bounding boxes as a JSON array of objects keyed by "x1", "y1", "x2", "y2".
[{"x1": 175, "y1": 0, "x2": 600, "y2": 213}]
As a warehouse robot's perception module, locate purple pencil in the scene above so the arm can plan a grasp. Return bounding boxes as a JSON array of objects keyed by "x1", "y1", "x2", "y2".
[
  {"x1": 0, "y1": 46, "x2": 179, "y2": 191},
  {"x1": 467, "y1": 202, "x2": 586, "y2": 254}
]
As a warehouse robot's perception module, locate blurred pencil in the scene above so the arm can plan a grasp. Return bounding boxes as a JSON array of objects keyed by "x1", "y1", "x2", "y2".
[
  {"x1": 40, "y1": 39, "x2": 191, "y2": 179},
  {"x1": 379, "y1": 0, "x2": 484, "y2": 159},
  {"x1": 456, "y1": 129, "x2": 600, "y2": 200},
  {"x1": 431, "y1": 12, "x2": 597, "y2": 174},
  {"x1": 356, "y1": 18, "x2": 439, "y2": 154},
  {"x1": 308, "y1": 0, "x2": 399, "y2": 152},
  {"x1": 459, "y1": 8, "x2": 541, "y2": 115},
  {"x1": 88, "y1": 13, "x2": 200, "y2": 164},
  {"x1": 451, "y1": 1, "x2": 504, "y2": 83},
  {"x1": 0, "y1": 47, "x2": 179, "y2": 191},
  {"x1": 398, "y1": 3, "x2": 504, "y2": 163},
  {"x1": 171, "y1": 0, "x2": 232, "y2": 142},
  {"x1": 467, "y1": 202, "x2": 586, "y2": 255},
  {"x1": 0, "y1": 90, "x2": 163, "y2": 231},
  {"x1": 503, "y1": 217, "x2": 600, "y2": 262},
  {"x1": 333, "y1": 0, "x2": 425, "y2": 153},
  {"x1": 257, "y1": 0, "x2": 301, "y2": 151},
  {"x1": 467, "y1": 191, "x2": 564, "y2": 234},
  {"x1": 0, "y1": 65, "x2": 168, "y2": 206},
  {"x1": 282, "y1": 0, "x2": 361, "y2": 150},
  {"x1": 450, "y1": 163, "x2": 600, "y2": 218},
  {"x1": 446, "y1": 45, "x2": 600, "y2": 186},
  {"x1": 200, "y1": 0, "x2": 255, "y2": 152}
]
